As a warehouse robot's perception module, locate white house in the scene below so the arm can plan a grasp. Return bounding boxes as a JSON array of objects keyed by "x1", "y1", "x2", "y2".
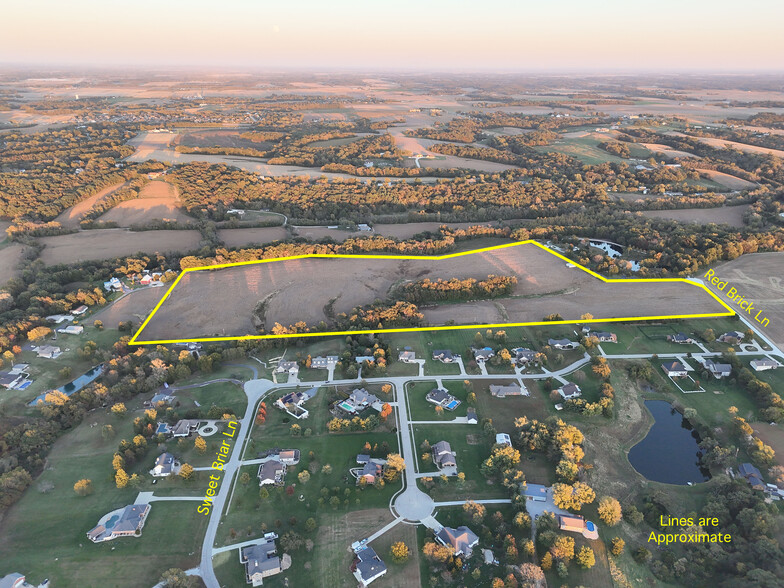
[{"x1": 557, "y1": 383, "x2": 582, "y2": 400}]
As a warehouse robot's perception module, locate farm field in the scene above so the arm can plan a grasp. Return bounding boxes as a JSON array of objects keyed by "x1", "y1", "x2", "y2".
[
  {"x1": 54, "y1": 180, "x2": 129, "y2": 227},
  {"x1": 38, "y1": 228, "x2": 203, "y2": 264},
  {"x1": 694, "y1": 168, "x2": 756, "y2": 190},
  {"x1": 218, "y1": 226, "x2": 289, "y2": 248},
  {"x1": 639, "y1": 205, "x2": 749, "y2": 228},
  {"x1": 293, "y1": 221, "x2": 496, "y2": 243},
  {"x1": 98, "y1": 180, "x2": 193, "y2": 226},
  {"x1": 682, "y1": 134, "x2": 784, "y2": 158},
  {"x1": 0, "y1": 242, "x2": 26, "y2": 285},
  {"x1": 134, "y1": 242, "x2": 727, "y2": 342},
  {"x1": 701, "y1": 251, "x2": 784, "y2": 347},
  {"x1": 91, "y1": 286, "x2": 169, "y2": 329}
]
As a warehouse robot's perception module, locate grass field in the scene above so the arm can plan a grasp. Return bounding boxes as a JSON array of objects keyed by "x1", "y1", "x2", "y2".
[{"x1": 0, "y1": 391, "x2": 207, "y2": 586}]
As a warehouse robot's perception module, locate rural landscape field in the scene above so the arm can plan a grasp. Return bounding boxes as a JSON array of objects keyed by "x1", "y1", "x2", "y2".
[{"x1": 1, "y1": 2, "x2": 784, "y2": 588}]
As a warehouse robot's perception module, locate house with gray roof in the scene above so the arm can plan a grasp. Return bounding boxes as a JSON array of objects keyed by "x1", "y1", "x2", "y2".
[
  {"x1": 149, "y1": 452, "x2": 180, "y2": 477},
  {"x1": 511, "y1": 347, "x2": 537, "y2": 365},
  {"x1": 240, "y1": 533, "x2": 290, "y2": 586},
  {"x1": 432, "y1": 349, "x2": 455, "y2": 363},
  {"x1": 704, "y1": 359, "x2": 732, "y2": 379},
  {"x1": 258, "y1": 461, "x2": 286, "y2": 486},
  {"x1": 431, "y1": 441, "x2": 457, "y2": 469},
  {"x1": 718, "y1": 331, "x2": 745, "y2": 344},
  {"x1": 661, "y1": 361, "x2": 688, "y2": 377},
  {"x1": 435, "y1": 525, "x2": 479, "y2": 557},
  {"x1": 398, "y1": 350, "x2": 416, "y2": 363},
  {"x1": 667, "y1": 333, "x2": 694, "y2": 344},
  {"x1": 489, "y1": 383, "x2": 526, "y2": 398},
  {"x1": 352, "y1": 546, "x2": 387, "y2": 586},
  {"x1": 751, "y1": 359, "x2": 780, "y2": 372},
  {"x1": 557, "y1": 383, "x2": 582, "y2": 400},
  {"x1": 311, "y1": 356, "x2": 338, "y2": 369},
  {"x1": 87, "y1": 504, "x2": 150, "y2": 542},
  {"x1": 472, "y1": 347, "x2": 495, "y2": 362},
  {"x1": 548, "y1": 338, "x2": 577, "y2": 350},
  {"x1": 426, "y1": 387, "x2": 460, "y2": 409}
]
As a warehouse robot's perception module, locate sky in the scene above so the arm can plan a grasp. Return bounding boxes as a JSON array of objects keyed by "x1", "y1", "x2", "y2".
[{"x1": 2, "y1": 0, "x2": 783, "y2": 72}]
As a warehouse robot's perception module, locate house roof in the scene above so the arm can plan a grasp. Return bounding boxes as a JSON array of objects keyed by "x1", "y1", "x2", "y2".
[
  {"x1": 355, "y1": 546, "x2": 387, "y2": 581},
  {"x1": 242, "y1": 538, "x2": 281, "y2": 576},
  {"x1": 87, "y1": 504, "x2": 150, "y2": 542},
  {"x1": 558, "y1": 514, "x2": 586, "y2": 531},
  {"x1": 432, "y1": 349, "x2": 453, "y2": 358},
  {"x1": 349, "y1": 388, "x2": 378, "y2": 405},
  {"x1": 436, "y1": 526, "x2": 479, "y2": 556},
  {"x1": 466, "y1": 407, "x2": 477, "y2": 422},
  {"x1": 739, "y1": 463, "x2": 762, "y2": 479},
  {"x1": 399, "y1": 350, "x2": 416, "y2": 360},
  {"x1": 258, "y1": 461, "x2": 285, "y2": 483},
  {"x1": 426, "y1": 388, "x2": 451, "y2": 404},
  {"x1": 751, "y1": 359, "x2": 779, "y2": 369},
  {"x1": 356, "y1": 454, "x2": 370, "y2": 464},
  {"x1": 560, "y1": 383, "x2": 581, "y2": 395},
  {"x1": 662, "y1": 361, "x2": 686, "y2": 372},
  {"x1": 522, "y1": 483, "x2": 547, "y2": 498},
  {"x1": 489, "y1": 383, "x2": 522, "y2": 397},
  {"x1": 153, "y1": 452, "x2": 176, "y2": 473},
  {"x1": 548, "y1": 338, "x2": 573, "y2": 346}
]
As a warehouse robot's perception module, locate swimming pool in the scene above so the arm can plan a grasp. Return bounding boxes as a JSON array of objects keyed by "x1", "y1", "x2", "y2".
[
  {"x1": 104, "y1": 514, "x2": 119, "y2": 529},
  {"x1": 445, "y1": 400, "x2": 460, "y2": 410},
  {"x1": 338, "y1": 401, "x2": 355, "y2": 413},
  {"x1": 586, "y1": 521, "x2": 595, "y2": 532}
]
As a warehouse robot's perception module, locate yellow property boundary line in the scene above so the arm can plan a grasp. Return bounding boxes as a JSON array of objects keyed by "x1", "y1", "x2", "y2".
[{"x1": 128, "y1": 240, "x2": 736, "y2": 345}]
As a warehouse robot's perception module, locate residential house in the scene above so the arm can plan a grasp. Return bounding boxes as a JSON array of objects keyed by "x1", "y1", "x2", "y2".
[
  {"x1": 139, "y1": 275, "x2": 153, "y2": 286},
  {"x1": 311, "y1": 356, "x2": 338, "y2": 369},
  {"x1": 8, "y1": 364, "x2": 29, "y2": 375},
  {"x1": 704, "y1": 359, "x2": 732, "y2": 379},
  {"x1": 558, "y1": 514, "x2": 587, "y2": 533},
  {"x1": 495, "y1": 433, "x2": 512, "y2": 447},
  {"x1": 277, "y1": 450, "x2": 300, "y2": 465},
  {"x1": 435, "y1": 526, "x2": 479, "y2": 557},
  {"x1": 738, "y1": 463, "x2": 766, "y2": 490},
  {"x1": 145, "y1": 392, "x2": 174, "y2": 407},
  {"x1": 35, "y1": 345, "x2": 62, "y2": 359},
  {"x1": 103, "y1": 277, "x2": 123, "y2": 292},
  {"x1": 557, "y1": 383, "x2": 582, "y2": 400},
  {"x1": 275, "y1": 361, "x2": 298, "y2": 375},
  {"x1": 45, "y1": 314, "x2": 73, "y2": 324},
  {"x1": 57, "y1": 325, "x2": 84, "y2": 335},
  {"x1": 0, "y1": 573, "x2": 36, "y2": 588},
  {"x1": 87, "y1": 504, "x2": 150, "y2": 542},
  {"x1": 258, "y1": 461, "x2": 286, "y2": 486},
  {"x1": 398, "y1": 350, "x2": 416, "y2": 363},
  {"x1": 352, "y1": 546, "x2": 387, "y2": 587},
  {"x1": 548, "y1": 338, "x2": 577, "y2": 350},
  {"x1": 511, "y1": 347, "x2": 537, "y2": 365},
  {"x1": 425, "y1": 388, "x2": 460, "y2": 410},
  {"x1": 0, "y1": 371, "x2": 29, "y2": 390},
  {"x1": 751, "y1": 359, "x2": 780, "y2": 372},
  {"x1": 355, "y1": 457, "x2": 386, "y2": 485},
  {"x1": 339, "y1": 388, "x2": 379, "y2": 414},
  {"x1": 489, "y1": 383, "x2": 526, "y2": 398},
  {"x1": 71, "y1": 305, "x2": 88, "y2": 315},
  {"x1": 432, "y1": 350, "x2": 455, "y2": 363},
  {"x1": 661, "y1": 361, "x2": 689, "y2": 377},
  {"x1": 355, "y1": 355, "x2": 376, "y2": 364},
  {"x1": 149, "y1": 452, "x2": 180, "y2": 477},
  {"x1": 170, "y1": 419, "x2": 200, "y2": 438},
  {"x1": 466, "y1": 407, "x2": 478, "y2": 424},
  {"x1": 592, "y1": 331, "x2": 617, "y2": 343},
  {"x1": 667, "y1": 333, "x2": 694, "y2": 345},
  {"x1": 431, "y1": 441, "x2": 457, "y2": 469},
  {"x1": 718, "y1": 331, "x2": 745, "y2": 344},
  {"x1": 521, "y1": 483, "x2": 547, "y2": 502},
  {"x1": 240, "y1": 534, "x2": 289, "y2": 586},
  {"x1": 472, "y1": 347, "x2": 495, "y2": 362}
]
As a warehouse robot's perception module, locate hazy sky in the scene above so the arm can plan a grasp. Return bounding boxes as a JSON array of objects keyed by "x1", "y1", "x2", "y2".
[{"x1": 2, "y1": 0, "x2": 783, "y2": 71}]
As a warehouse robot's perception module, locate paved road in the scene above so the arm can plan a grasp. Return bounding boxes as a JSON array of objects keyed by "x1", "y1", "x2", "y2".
[{"x1": 199, "y1": 378, "x2": 277, "y2": 588}]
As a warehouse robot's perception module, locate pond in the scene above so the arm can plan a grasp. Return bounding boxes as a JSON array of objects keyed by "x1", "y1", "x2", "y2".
[{"x1": 628, "y1": 400, "x2": 711, "y2": 485}]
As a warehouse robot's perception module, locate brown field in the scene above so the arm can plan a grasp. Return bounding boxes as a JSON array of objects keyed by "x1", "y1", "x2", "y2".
[
  {"x1": 92, "y1": 286, "x2": 168, "y2": 329},
  {"x1": 752, "y1": 423, "x2": 784, "y2": 468},
  {"x1": 641, "y1": 143, "x2": 700, "y2": 159},
  {"x1": 54, "y1": 180, "x2": 129, "y2": 227},
  {"x1": 98, "y1": 181, "x2": 193, "y2": 226},
  {"x1": 0, "y1": 243, "x2": 26, "y2": 285},
  {"x1": 218, "y1": 226, "x2": 289, "y2": 248},
  {"x1": 38, "y1": 229, "x2": 202, "y2": 264},
  {"x1": 639, "y1": 205, "x2": 749, "y2": 228},
  {"x1": 686, "y1": 135, "x2": 784, "y2": 159},
  {"x1": 136, "y1": 242, "x2": 726, "y2": 341},
  {"x1": 702, "y1": 252, "x2": 784, "y2": 347},
  {"x1": 177, "y1": 129, "x2": 270, "y2": 150},
  {"x1": 315, "y1": 509, "x2": 418, "y2": 588},
  {"x1": 694, "y1": 169, "x2": 757, "y2": 190}
]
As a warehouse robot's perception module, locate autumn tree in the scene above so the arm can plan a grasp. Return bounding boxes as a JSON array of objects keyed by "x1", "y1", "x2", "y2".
[
  {"x1": 179, "y1": 463, "x2": 194, "y2": 480},
  {"x1": 549, "y1": 535, "x2": 575, "y2": 562},
  {"x1": 298, "y1": 470, "x2": 311, "y2": 484},
  {"x1": 576, "y1": 545, "x2": 595, "y2": 568},
  {"x1": 592, "y1": 357, "x2": 611, "y2": 379},
  {"x1": 74, "y1": 479, "x2": 93, "y2": 496},
  {"x1": 598, "y1": 496, "x2": 622, "y2": 526},
  {"x1": 610, "y1": 537, "x2": 625, "y2": 556},
  {"x1": 194, "y1": 436, "x2": 207, "y2": 454},
  {"x1": 115, "y1": 468, "x2": 129, "y2": 489},
  {"x1": 111, "y1": 402, "x2": 127, "y2": 416},
  {"x1": 463, "y1": 500, "x2": 487, "y2": 524},
  {"x1": 384, "y1": 453, "x2": 405, "y2": 481},
  {"x1": 390, "y1": 541, "x2": 410, "y2": 562}
]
